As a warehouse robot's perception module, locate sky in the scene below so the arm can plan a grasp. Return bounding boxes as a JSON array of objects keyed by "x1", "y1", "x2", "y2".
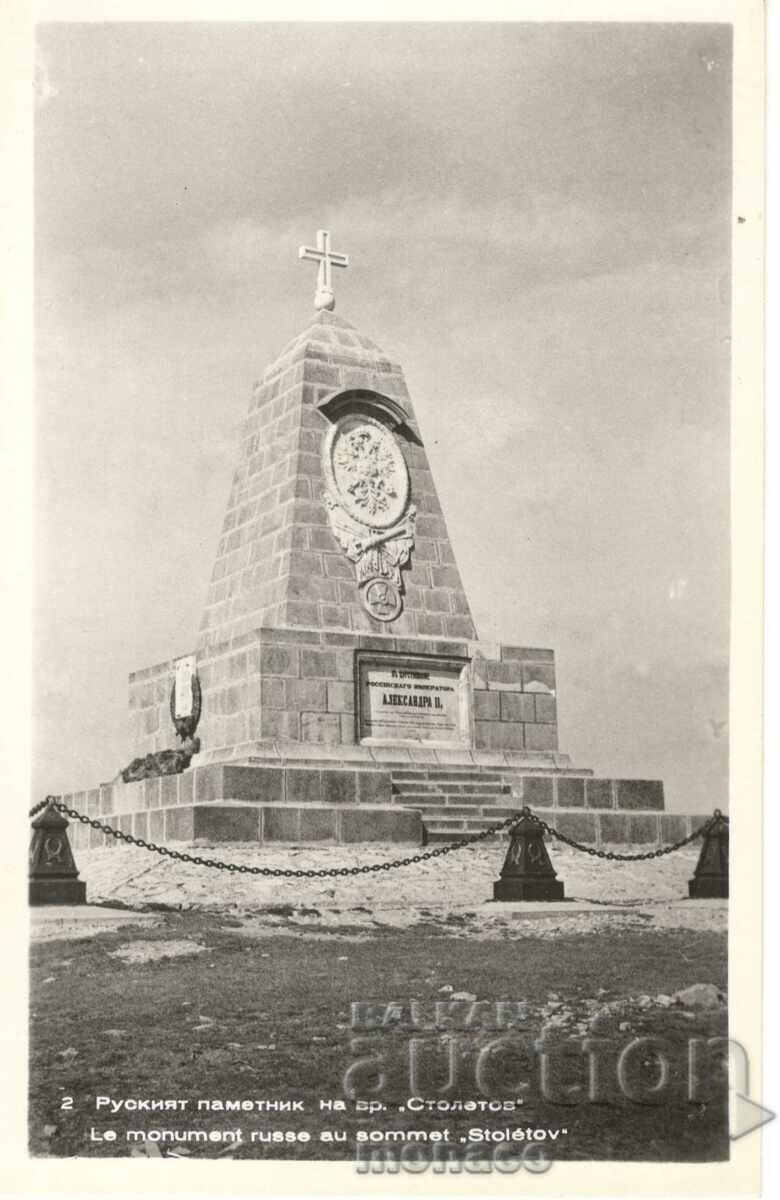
[{"x1": 33, "y1": 21, "x2": 732, "y2": 812}]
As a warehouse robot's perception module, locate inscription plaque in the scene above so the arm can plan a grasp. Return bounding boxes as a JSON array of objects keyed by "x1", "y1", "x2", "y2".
[
  {"x1": 357, "y1": 653, "x2": 471, "y2": 746},
  {"x1": 173, "y1": 654, "x2": 197, "y2": 718}
]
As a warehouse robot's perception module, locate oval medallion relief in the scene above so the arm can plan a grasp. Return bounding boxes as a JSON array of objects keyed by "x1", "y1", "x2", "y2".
[{"x1": 323, "y1": 414, "x2": 410, "y2": 530}]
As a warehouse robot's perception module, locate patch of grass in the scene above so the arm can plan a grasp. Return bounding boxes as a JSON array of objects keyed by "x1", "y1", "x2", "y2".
[{"x1": 29, "y1": 913, "x2": 727, "y2": 1163}]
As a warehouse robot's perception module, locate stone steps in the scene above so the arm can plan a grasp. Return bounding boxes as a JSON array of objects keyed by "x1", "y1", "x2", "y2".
[
  {"x1": 391, "y1": 764, "x2": 520, "y2": 843},
  {"x1": 422, "y1": 807, "x2": 517, "y2": 823},
  {"x1": 245, "y1": 756, "x2": 386, "y2": 772},
  {"x1": 393, "y1": 787, "x2": 511, "y2": 800},
  {"x1": 424, "y1": 822, "x2": 515, "y2": 845},
  {"x1": 393, "y1": 797, "x2": 515, "y2": 812},
  {"x1": 391, "y1": 764, "x2": 518, "y2": 842},
  {"x1": 394, "y1": 781, "x2": 511, "y2": 793},
  {"x1": 393, "y1": 769, "x2": 506, "y2": 783}
]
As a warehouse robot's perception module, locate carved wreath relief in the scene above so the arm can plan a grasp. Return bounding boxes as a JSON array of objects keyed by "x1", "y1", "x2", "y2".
[{"x1": 322, "y1": 414, "x2": 416, "y2": 621}]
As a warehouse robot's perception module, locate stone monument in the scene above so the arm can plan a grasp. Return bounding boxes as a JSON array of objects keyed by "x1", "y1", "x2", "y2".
[{"x1": 63, "y1": 231, "x2": 698, "y2": 852}]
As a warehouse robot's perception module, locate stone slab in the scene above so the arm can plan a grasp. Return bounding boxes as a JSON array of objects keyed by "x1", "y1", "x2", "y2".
[
  {"x1": 191, "y1": 803, "x2": 262, "y2": 842},
  {"x1": 586, "y1": 779, "x2": 615, "y2": 808},
  {"x1": 481, "y1": 900, "x2": 728, "y2": 916},
  {"x1": 493, "y1": 877, "x2": 565, "y2": 901},
  {"x1": 29, "y1": 879, "x2": 87, "y2": 906},
  {"x1": 357, "y1": 650, "x2": 470, "y2": 746},
  {"x1": 557, "y1": 777, "x2": 585, "y2": 807},
  {"x1": 198, "y1": 742, "x2": 567, "y2": 770},
  {"x1": 616, "y1": 779, "x2": 665, "y2": 811},
  {"x1": 68, "y1": 802, "x2": 423, "y2": 846},
  {"x1": 522, "y1": 776, "x2": 554, "y2": 807},
  {"x1": 339, "y1": 806, "x2": 421, "y2": 843},
  {"x1": 30, "y1": 905, "x2": 160, "y2": 942},
  {"x1": 551, "y1": 811, "x2": 599, "y2": 842},
  {"x1": 30, "y1": 904, "x2": 159, "y2": 926},
  {"x1": 484, "y1": 901, "x2": 639, "y2": 915}
]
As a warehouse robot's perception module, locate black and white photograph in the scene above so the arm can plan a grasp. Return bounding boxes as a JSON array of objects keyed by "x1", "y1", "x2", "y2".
[{"x1": 6, "y1": 3, "x2": 767, "y2": 1192}]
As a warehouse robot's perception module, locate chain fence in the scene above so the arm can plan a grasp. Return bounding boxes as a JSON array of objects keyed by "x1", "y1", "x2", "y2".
[
  {"x1": 29, "y1": 795, "x2": 725, "y2": 879},
  {"x1": 532, "y1": 809, "x2": 725, "y2": 863}
]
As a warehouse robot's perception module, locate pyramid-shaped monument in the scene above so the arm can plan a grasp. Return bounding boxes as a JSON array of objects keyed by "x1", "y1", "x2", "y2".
[
  {"x1": 61, "y1": 232, "x2": 686, "y2": 852},
  {"x1": 198, "y1": 309, "x2": 476, "y2": 649}
]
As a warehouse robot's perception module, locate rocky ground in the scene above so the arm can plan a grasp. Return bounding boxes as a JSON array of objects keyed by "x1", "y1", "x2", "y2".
[
  {"x1": 30, "y1": 838, "x2": 728, "y2": 1162},
  {"x1": 54, "y1": 840, "x2": 725, "y2": 941},
  {"x1": 29, "y1": 907, "x2": 729, "y2": 1162}
]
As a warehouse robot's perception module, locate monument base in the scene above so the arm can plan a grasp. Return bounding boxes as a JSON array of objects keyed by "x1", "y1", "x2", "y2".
[
  {"x1": 29, "y1": 878, "x2": 87, "y2": 906},
  {"x1": 69, "y1": 790, "x2": 422, "y2": 848},
  {"x1": 688, "y1": 877, "x2": 729, "y2": 899},
  {"x1": 106, "y1": 627, "x2": 683, "y2": 849},
  {"x1": 493, "y1": 877, "x2": 565, "y2": 902},
  {"x1": 61, "y1": 758, "x2": 703, "y2": 853}
]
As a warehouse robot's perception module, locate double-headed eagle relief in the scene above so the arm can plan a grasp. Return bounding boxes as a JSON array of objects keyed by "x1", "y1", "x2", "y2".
[{"x1": 322, "y1": 414, "x2": 417, "y2": 621}]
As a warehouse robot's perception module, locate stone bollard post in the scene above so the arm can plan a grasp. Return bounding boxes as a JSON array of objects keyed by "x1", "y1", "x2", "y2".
[
  {"x1": 688, "y1": 810, "x2": 729, "y2": 899},
  {"x1": 493, "y1": 809, "x2": 565, "y2": 901},
  {"x1": 29, "y1": 801, "x2": 87, "y2": 906}
]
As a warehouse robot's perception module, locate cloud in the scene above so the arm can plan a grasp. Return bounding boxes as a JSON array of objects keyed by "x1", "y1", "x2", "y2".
[
  {"x1": 195, "y1": 185, "x2": 725, "y2": 311},
  {"x1": 32, "y1": 24, "x2": 732, "y2": 812}
]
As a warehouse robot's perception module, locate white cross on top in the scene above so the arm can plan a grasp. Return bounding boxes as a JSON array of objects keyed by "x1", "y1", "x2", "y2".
[{"x1": 298, "y1": 229, "x2": 349, "y2": 312}]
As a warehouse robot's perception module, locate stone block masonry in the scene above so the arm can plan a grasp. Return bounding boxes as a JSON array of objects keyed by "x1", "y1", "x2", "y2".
[
  {"x1": 73, "y1": 677, "x2": 693, "y2": 853},
  {"x1": 67, "y1": 799, "x2": 422, "y2": 849},
  {"x1": 388, "y1": 766, "x2": 684, "y2": 845},
  {"x1": 91, "y1": 303, "x2": 681, "y2": 857},
  {"x1": 197, "y1": 311, "x2": 477, "y2": 648},
  {"x1": 127, "y1": 628, "x2": 559, "y2": 762},
  {"x1": 64, "y1": 768, "x2": 700, "y2": 855}
]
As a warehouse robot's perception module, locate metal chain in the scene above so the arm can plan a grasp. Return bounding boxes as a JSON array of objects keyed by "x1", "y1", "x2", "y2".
[
  {"x1": 28, "y1": 796, "x2": 723, "y2": 876},
  {"x1": 29, "y1": 798, "x2": 527, "y2": 878},
  {"x1": 530, "y1": 807, "x2": 726, "y2": 862}
]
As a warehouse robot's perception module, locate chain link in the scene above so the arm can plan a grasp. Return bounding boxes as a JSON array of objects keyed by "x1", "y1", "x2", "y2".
[
  {"x1": 530, "y1": 808, "x2": 726, "y2": 861},
  {"x1": 29, "y1": 798, "x2": 526, "y2": 878},
  {"x1": 28, "y1": 797, "x2": 53, "y2": 819},
  {"x1": 28, "y1": 795, "x2": 724, "y2": 876}
]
